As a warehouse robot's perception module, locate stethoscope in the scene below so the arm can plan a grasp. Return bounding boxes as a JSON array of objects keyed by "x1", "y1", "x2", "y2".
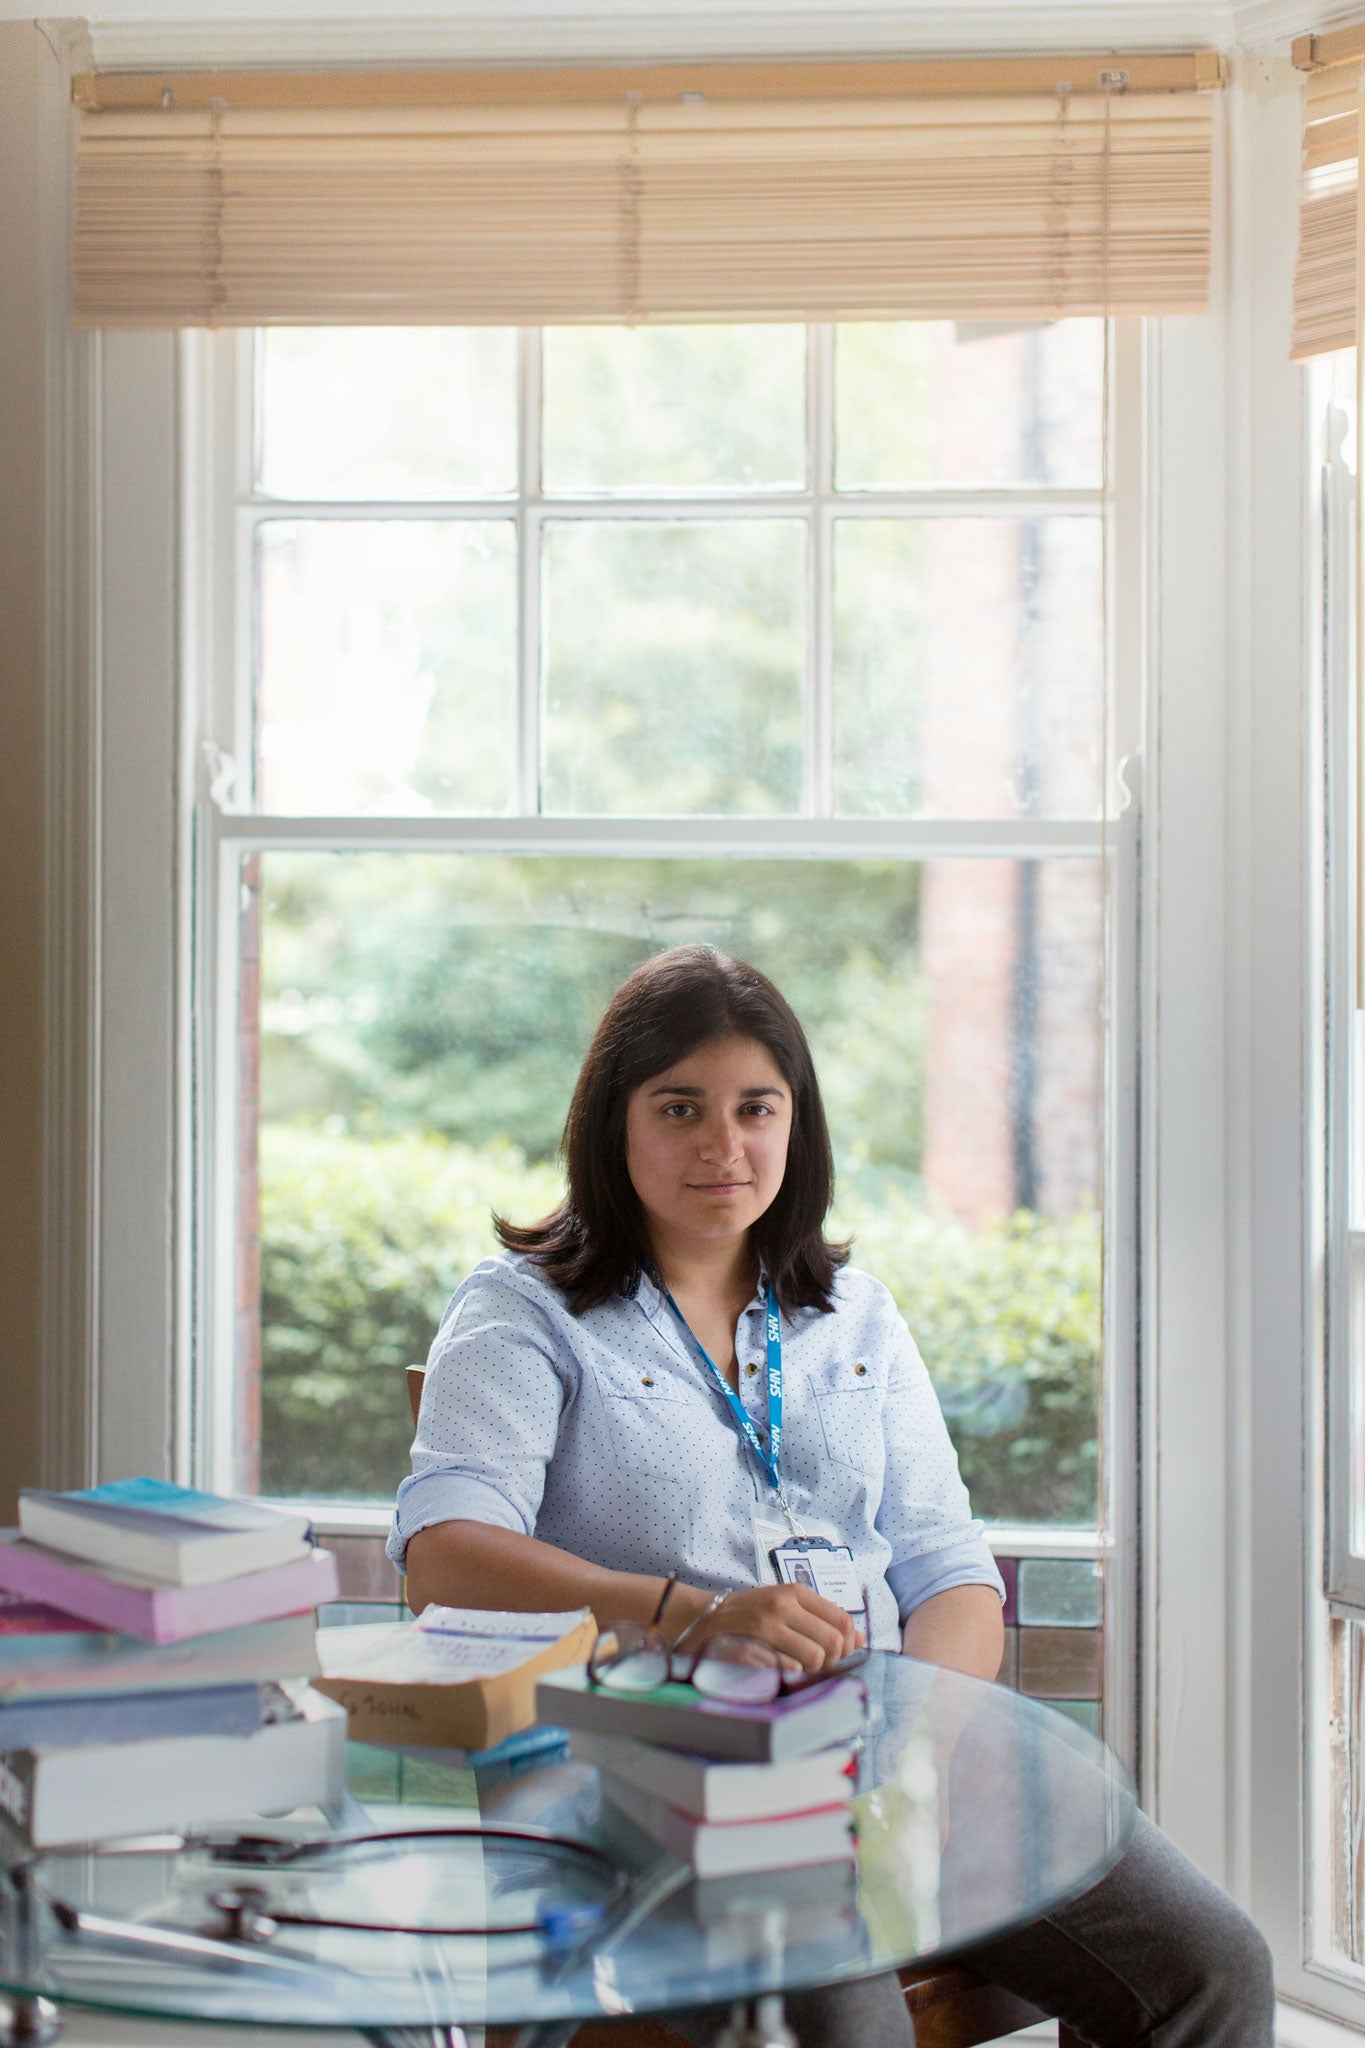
[{"x1": 13, "y1": 1824, "x2": 632, "y2": 1955}]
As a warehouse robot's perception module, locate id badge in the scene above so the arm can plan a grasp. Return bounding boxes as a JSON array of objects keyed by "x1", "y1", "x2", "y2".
[
  {"x1": 769, "y1": 1536, "x2": 863, "y2": 1615},
  {"x1": 750, "y1": 1503, "x2": 842, "y2": 1582}
]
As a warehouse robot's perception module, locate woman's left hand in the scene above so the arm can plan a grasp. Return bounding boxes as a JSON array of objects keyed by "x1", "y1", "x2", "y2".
[{"x1": 670, "y1": 1580, "x2": 862, "y2": 1671}]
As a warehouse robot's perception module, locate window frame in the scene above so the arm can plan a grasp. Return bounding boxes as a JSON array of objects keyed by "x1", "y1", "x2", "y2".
[
  {"x1": 183, "y1": 317, "x2": 1144, "y2": 1762},
  {"x1": 1320, "y1": 361, "x2": 1365, "y2": 1616}
]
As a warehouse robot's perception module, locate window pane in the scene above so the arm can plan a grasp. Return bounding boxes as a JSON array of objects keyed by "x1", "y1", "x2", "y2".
[
  {"x1": 255, "y1": 520, "x2": 516, "y2": 815},
  {"x1": 835, "y1": 321, "x2": 1103, "y2": 490},
  {"x1": 245, "y1": 851, "x2": 1099, "y2": 1521},
  {"x1": 257, "y1": 329, "x2": 517, "y2": 499},
  {"x1": 541, "y1": 520, "x2": 804, "y2": 815},
  {"x1": 542, "y1": 326, "x2": 806, "y2": 493},
  {"x1": 834, "y1": 517, "x2": 1102, "y2": 819}
]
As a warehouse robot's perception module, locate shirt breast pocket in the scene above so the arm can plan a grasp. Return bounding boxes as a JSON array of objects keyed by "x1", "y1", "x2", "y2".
[
  {"x1": 600, "y1": 1382, "x2": 703, "y2": 1484},
  {"x1": 814, "y1": 1382, "x2": 886, "y2": 1479}
]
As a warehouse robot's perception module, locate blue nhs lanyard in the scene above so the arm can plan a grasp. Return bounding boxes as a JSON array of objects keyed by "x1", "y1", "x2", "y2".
[{"x1": 663, "y1": 1284, "x2": 804, "y2": 1534}]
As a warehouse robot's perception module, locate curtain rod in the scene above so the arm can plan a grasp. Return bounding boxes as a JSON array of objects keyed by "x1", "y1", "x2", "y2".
[
  {"x1": 72, "y1": 51, "x2": 1223, "y2": 113},
  {"x1": 1293, "y1": 22, "x2": 1365, "y2": 69}
]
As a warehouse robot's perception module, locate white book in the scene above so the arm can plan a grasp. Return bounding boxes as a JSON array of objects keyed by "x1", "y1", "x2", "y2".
[
  {"x1": 18, "y1": 1480, "x2": 312, "y2": 1588},
  {"x1": 0, "y1": 1686, "x2": 345, "y2": 1848},
  {"x1": 600, "y1": 1769, "x2": 857, "y2": 1880},
  {"x1": 570, "y1": 1729, "x2": 855, "y2": 1823}
]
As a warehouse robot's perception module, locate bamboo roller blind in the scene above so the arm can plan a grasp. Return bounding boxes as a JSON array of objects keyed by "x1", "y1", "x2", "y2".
[
  {"x1": 1292, "y1": 58, "x2": 1361, "y2": 359},
  {"x1": 74, "y1": 68, "x2": 1218, "y2": 328}
]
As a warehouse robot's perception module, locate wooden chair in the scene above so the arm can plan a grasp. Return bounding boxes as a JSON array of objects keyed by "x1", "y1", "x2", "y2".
[
  {"x1": 405, "y1": 1368, "x2": 1083, "y2": 2047},
  {"x1": 406, "y1": 1363, "x2": 426, "y2": 1426}
]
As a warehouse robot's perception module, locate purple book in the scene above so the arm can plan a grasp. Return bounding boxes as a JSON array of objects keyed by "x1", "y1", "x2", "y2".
[
  {"x1": 536, "y1": 1668, "x2": 866, "y2": 1762},
  {"x1": 0, "y1": 1532, "x2": 338, "y2": 1645}
]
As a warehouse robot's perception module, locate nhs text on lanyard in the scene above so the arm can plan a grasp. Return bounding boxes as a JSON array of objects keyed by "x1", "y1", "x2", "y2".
[{"x1": 663, "y1": 1285, "x2": 804, "y2": 1535}]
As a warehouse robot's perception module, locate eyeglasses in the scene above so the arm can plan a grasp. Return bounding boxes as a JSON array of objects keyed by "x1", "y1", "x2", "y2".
[{"x1": 587, "y1": 1618, "x2": 869, "y2": 1706}]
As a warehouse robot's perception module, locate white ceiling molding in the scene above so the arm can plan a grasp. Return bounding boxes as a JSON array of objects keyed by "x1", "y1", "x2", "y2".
[
  {"x1": 57, "y1": 1, "x2": 1249, "y2": 73},
  {"x1": 5, "y1": 0, "x2": 1352, "y2": 75},
  {"x1": 1233, "y1": 0, "x2": 1365, "y2": 42}
]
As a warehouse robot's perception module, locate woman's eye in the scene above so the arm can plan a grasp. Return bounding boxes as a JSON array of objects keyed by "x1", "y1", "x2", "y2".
[{"x1": 662, "y1": 1101, "x2": 696, "y2": 1119}]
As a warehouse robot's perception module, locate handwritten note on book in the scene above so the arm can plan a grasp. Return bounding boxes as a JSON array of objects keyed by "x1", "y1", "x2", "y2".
[
  {"x1": 411, "y1": 1606, "x2": 591, "y2": 1679},
  {"x1": 317, "y1": 1607, "x2": 591, "y2": 1687}
]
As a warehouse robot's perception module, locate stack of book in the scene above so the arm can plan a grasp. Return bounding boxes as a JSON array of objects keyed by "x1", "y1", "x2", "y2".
[
  {"x1": 0, "y1": 1478, "x2": 344, "y2": 1848},
  {"x1": 535, "y1": 1665, "x2": 865, "y2": 1880}
]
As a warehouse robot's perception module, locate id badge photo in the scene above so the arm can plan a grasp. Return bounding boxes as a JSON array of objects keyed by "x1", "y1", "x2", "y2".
[{"x1": 769, "y1": 1535, "x2": 863, "y2": 1613}]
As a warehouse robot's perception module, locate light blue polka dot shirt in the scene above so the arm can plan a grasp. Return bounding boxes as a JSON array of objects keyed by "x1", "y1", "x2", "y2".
[{"x1": 388, "y1": 1252, "x2": 1004, "y2": 1652}]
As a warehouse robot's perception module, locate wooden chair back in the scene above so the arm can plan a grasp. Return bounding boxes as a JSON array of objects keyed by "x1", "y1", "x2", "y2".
[{"x1": 406, "y1": 1364, "x2": 425, "y2": 1427}]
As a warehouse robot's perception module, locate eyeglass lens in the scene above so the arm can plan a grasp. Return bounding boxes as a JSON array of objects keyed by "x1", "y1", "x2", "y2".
[{"x1": 588, "y1": 1621, "x2": 671, "y2": 1692}]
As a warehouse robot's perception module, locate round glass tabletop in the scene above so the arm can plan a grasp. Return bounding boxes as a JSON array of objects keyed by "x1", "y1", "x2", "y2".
[{"x1": 0, "y1": 1655, "x2": 1134, "y2": 2038}]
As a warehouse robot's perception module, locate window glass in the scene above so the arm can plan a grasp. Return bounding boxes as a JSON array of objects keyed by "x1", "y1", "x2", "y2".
[
  {"x1": 255, "y1": 519, "x2": 517, "y2": 815},
  {"x1": 233, "y1": 319, "x2": 1111, "y2": 1535},
  {"x1": 542, "y1": 325, "x2": 806, "y2": 493},
  {"x1": 541, "y1": 518, "x2": 805, "y2": 815},
  {"x1": 257, "y1": 328, "x2": 518, "y2": 500},
  {"x1": 248, "y1": 850, "x2": 1099, "y2": 1521},
  {"x1": 835, "y1": 320, "x2": 1104, "y2": 490},
  {"x1": 834, "y1": 516, "x2": 1102, "y2": 819}
]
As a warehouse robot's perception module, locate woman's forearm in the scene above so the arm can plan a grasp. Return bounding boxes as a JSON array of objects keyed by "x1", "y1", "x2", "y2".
[
  {"x1": 402, "y1": 1521, "x2": 856, "y2": 1672},
  {"x1": 404, "y1": 1518, "x2": 707, "y2": 1634},
  {"x1": 900, "y1": 1583, "x2": 1004, "y2": 1681}
]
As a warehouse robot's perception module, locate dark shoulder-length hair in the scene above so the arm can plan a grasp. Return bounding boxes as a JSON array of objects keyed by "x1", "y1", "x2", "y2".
[{"x1": 495, "y1": 946, "x2": 848, "y2": 1316}]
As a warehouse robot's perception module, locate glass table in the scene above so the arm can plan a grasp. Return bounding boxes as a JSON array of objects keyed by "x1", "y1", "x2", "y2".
[{"x1": 0, "y1": 1656, "x2": 1134, "y2": 2048}]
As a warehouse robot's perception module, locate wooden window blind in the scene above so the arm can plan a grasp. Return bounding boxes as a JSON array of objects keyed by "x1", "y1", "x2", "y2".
[
  {"x1": 1292, "y1": 34, "x2": 1363, "y2": 360},
  {"x1": 72, "y1": 57, "x2": 1219, "y2": 329}
]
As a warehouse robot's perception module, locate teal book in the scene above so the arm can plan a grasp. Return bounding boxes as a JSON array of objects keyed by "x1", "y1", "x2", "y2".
[{"x1": 18, "y1": 1480, "x2": 312, "y2": 1588}]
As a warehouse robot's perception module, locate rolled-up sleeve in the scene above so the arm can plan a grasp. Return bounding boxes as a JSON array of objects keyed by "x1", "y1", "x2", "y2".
[
  {"x1": 386, "y1": 1262, "x2": 572, "y2": 1571},
  {"x1": 870, "y1": 1288, "x2": 1006, "y2": 1621}
]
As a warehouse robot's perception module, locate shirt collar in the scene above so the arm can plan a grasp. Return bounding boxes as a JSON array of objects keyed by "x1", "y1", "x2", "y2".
[{"x1": 628, "y1": 1267, "x2": 769, "y2": 1318}]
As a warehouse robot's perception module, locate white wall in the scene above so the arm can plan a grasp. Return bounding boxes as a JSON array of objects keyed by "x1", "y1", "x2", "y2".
[{"x1": 0, "y1": 22, "x2": 81, "y2": 1520}]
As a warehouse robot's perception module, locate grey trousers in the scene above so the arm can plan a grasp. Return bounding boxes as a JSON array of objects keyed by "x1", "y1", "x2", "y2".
[{"x1": 672, "y1": 1810, "x2": 1276, "y2": 2047}]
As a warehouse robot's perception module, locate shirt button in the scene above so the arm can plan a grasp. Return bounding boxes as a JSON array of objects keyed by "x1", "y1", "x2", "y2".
[
  {"x1": 641, "y1": 1376, "x2": 655, "y2": 1387},
  {"x1": 855, "y1": 1363, "x2": 867, "y2": 1376},
  {"x1": 745, "y1": 1363, "x2": 759, "y2": 1377}
]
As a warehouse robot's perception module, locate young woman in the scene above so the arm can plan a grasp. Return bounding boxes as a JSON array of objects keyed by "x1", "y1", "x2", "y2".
[{"x1": 389, "y1": 946, "x2": 1274, "y2": 2047}]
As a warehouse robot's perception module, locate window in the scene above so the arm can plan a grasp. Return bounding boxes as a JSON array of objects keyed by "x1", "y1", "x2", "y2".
[{"x1": 193, "y1": 320, "x2": 1126, "y2": 1568}]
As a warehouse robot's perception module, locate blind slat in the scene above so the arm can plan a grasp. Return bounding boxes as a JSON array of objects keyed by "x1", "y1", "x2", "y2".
[{"x1": 74, "y1": 84, "x2": 1215, "y2": 328}]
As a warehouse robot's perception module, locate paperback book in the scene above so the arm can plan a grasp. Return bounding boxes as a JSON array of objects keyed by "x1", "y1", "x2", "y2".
[
  {"x1": 568, "y1": 1728, "x2": 856, "y2": 1822},
  {"x1": 0, "y1": 1685, "x2": 345, "y2": 1849},
  {"x1": 600, "y1": 1770, "x2": 857, "y2": 1879},
  {"x1": 0, "y1": 1681, "x2": 273, "y2": 1752},
  {"x1": 536, "y1": 1668, "x2": 866, "y2": 1763},
  {"x1": 0, "y1": 1597, "x2": 321, "y2": 1703},
  {"x1": 0, "y1": 1532, "x2": 338, "y2": 1644},
  {"x1": 316, "y1": 1606, "x2": 597, "y2": 1751},
  {"x1": 18, "y1": 1480, "x2": 312, "y2": 1587}
]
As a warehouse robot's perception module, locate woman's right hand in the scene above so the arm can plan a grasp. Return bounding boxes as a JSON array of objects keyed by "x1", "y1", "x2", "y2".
[{"x1": 670, "y1": 1581, "x2": 862, "y2": 1672}]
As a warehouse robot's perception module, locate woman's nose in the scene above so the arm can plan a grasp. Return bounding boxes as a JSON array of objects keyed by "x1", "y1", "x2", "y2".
[{"x1": 698, "y1": 1115, "x2": 744, "y2": 1161}]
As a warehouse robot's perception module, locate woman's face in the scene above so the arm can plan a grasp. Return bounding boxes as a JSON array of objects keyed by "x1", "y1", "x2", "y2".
[{"x1": 624, "y1": 1033, "x2": 793, "y2": 1260}]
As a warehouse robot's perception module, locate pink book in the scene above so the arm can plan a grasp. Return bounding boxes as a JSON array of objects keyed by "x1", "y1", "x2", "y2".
[{"x1": 0, "y1": 1531, "x2": 339, "y2": 1644}]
